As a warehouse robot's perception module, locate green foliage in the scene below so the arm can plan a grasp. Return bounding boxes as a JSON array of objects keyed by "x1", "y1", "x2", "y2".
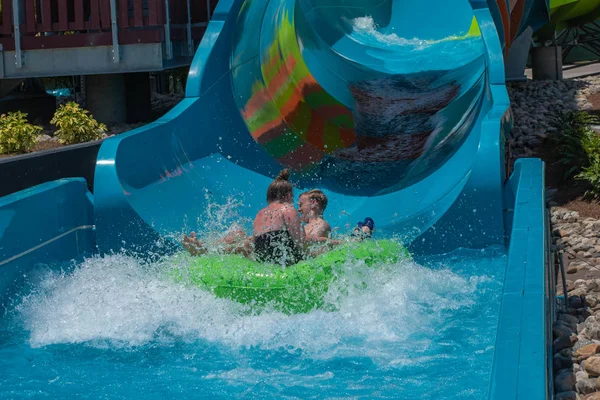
[
  {"x1": 551, "y1": 110, "x2": 600, "y2": 198},
  {"x1": 0, "y1": 111, "x2": 42, "y2": 154},
  {"x1": 550, "y1": 110, "x2": 600, "y2": 178},
  {"x1": 577, "y1": 130, "x2": 600, "y2": 198},
  {"x1": 51, "y1": 102, "x2": 107, "y2": 145}
]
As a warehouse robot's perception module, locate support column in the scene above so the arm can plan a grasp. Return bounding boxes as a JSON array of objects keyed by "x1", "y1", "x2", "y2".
[
  {"x1": 85, "y1": 74, "x2": 126, "y2": 124},
  {"x1": 505, "y1": 27, "x2": 532, "y2": 82},
  {"x1": 125, "y1": 72, "x2": 152, "y2": 123},
  {"x1": 531, "y1": 46, "x2": 563, "y2": 80}
]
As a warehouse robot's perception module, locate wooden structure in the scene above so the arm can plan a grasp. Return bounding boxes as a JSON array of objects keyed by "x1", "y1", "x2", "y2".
[{"x1": 0, "y1": 0, "x2": 216, "y2": 77}]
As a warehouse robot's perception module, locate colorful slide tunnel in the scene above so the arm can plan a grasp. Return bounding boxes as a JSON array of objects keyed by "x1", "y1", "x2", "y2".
[{"x1": 94, "y1": 0, "x2": 545, "y2": 255}]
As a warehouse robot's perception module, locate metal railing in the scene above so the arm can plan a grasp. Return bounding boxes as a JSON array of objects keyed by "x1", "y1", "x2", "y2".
[{"x1": 0, "y1": 0, "x2": 216, "y2": 68}]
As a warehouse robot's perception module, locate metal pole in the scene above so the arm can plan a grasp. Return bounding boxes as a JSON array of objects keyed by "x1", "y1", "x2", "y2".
[
  {"x1": 80, "y1": 75, "x2": 86, "y2": 107},
  {"x1": 206, "y1": 0, "x2": 211, "y2": 21},
  {"x1": 559, "y1": 252, "x2": 569, "y2": 311},
  {"x1": 186, "y1": 0, "x2": 193, "y2": 56},
  {"x1": 164, "y1": 0, "x2": 173, "y2": 60},
  {"x1": 12, "y1": 0, "x2": 22, "y2": 68},
  {"x1": 109, "y1": 0, "x2": 120, "y2": 63}
]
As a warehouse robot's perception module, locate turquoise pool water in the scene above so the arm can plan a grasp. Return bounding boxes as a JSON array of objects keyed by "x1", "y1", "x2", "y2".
[{"x1": 1, "y1": 246, "x2": 506, "y2": 399}]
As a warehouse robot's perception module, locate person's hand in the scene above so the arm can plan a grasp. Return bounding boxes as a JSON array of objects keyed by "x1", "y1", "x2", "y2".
[{"x1": 182, "y1": 232, "x2": 206, "y2": 256}]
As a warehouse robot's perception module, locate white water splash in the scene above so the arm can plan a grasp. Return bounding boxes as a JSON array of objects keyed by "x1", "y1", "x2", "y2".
[
  {"x1": 351, "y1": 16, "x2": 474, "y2": 50},
  {"x1": 16, "y1": 251, "x2": 493, "y2": 365}
]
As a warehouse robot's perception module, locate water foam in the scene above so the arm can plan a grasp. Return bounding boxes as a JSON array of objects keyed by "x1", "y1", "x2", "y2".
[
  {"x1": 16, "y1": 250, "x2": 495, "y2": 366},
  {"x1": 351, "y1": 16, "x2": 473, "y2": 50}
]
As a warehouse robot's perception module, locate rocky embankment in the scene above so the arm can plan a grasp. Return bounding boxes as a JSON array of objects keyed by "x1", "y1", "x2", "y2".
[{"x1": 552, "y1": 207, "x2": 600, "y2": 399}]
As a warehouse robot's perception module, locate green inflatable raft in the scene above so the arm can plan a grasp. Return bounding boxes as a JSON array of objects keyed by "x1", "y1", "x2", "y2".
[{"x1": 172, "y1": 240, "x2": 411, "y2": 314}]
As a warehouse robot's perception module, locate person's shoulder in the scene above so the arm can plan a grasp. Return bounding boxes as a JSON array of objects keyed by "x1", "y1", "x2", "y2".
[
  {"x1": 280, "y1": 203, "x2": 300, "y2": 217},
  {"x1": 318, "y1": 219, "x2": 331, "y2": 232},
  {"x1": 280, "y1": 203, "x2": 297, "y2": 211}
]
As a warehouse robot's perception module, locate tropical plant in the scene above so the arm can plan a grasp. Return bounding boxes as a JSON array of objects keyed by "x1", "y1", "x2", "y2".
[
  {"x1": 576, "y1": 125, "x2": 600, "y2": 198},
  {"x1": 550, "y1": 110, "x2": 600, "y2": 178},
  {"x1": 51, "y1": 101, "x2": 107, "y2": 145},
  {"x1": 0, "y1": 111, "x2": 42, "y2": 154}
]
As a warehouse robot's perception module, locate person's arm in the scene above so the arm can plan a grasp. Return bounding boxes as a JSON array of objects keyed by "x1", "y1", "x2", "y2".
[
  {"x1": 282, "y1": 205, "x2": 306, "y2": 248},
  {"x1": 182, "y1": 232, "x2": 206, "y2": 256}
]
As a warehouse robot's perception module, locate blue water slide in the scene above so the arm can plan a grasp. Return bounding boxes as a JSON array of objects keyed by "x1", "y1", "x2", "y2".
[{"x1": 94, "y1": 0, "x2": 547, "y2": 255}]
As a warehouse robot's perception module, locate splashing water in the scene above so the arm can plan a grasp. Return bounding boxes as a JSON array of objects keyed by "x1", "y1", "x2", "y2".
[
  {"x1": 349, "y1": 16, "x2": 485, "y2": 73},
  {"x1": 351, "y1": 16, "x2": 477, "y2": 49},
  {"x1": 1, "y1": 244, "x2": 506, "y2": 399}
]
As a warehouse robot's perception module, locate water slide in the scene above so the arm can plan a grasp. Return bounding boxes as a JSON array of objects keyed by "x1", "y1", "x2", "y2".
[
  {"x1": 0, "y1": 1, "x2": 555, "y2": 397},
  {"x1": 94, "y1": 0, "x2": 547, "y2": 255}
]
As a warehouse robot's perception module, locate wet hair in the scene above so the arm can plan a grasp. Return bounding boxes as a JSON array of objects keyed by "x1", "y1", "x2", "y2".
[
  {"x1": 266, "y1": 169, "x2": 293, "y2": 203},
  {"x1": 300, "y1": 189, "x2": 328, "y2": 215}
]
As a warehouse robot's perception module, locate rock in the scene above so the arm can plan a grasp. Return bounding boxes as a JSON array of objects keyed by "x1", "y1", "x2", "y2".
[
  {"x1": 576, "y1": 378, "x2": 598, "y2": 395},
  {"x1": 571, "y1": 296, "x2": 586, "y2": 309},
  {"x1": 555, "y1": 391, "x2": 579, "y2": 400},
  {"x1": 555, "y1": 353, "x2": 574, "y2": 372},
  {"x1": 576, "y1": 344, "x2": 600, "y2": 360},
  {"x1": 565, "y1": 316, "x2": 584, "y2": 332},
  {"x1": 588, "y1": 296, "x2": 598, "y2": 308},
  {"x1": 37, "y1": 134, "x2": 52, "y2": 142},
  {"x1": 547, "y1": 188, "x2": 559, "y2": 198},
  {"x1": 570, "y1": 236, "x2": 584, "y2": 246},
  {"x1": 571, "y1": 288, "x2": 589, "y2": 297},
  {"x1": 562, "y1": 348, "x2": 575, "y2": 357},
  {"x1": 584, "y1": 318, "x2": 600, "y2": 341},
  {"x1": 585, "y1": 356, "x2": 600, "y2": 376},
  {"x1": 555, "y1": 335, "x2": 579, "y2": 353},
  {"x1": 564, "y1": 314, "x2": 584, "y2": 326},
  {"x1": 570, "y1": 264, "x2": 586, "y2": 274},
  {"x1": 556, "y1": 370, "x2": 577, "y2": 392},
  {"x1": 575, "y1": 363, "x2": 583, "y2": 372},
  {"x1": 577, "y1": 370, "x2": 590, "y2": 381},
  {"x1": 576, "y1": 340, "x2": 595, "y2": 351},
  {"x1": 557, "y1": 323, "x2": 576, "y2": 339},
  {"x1": 556, "y1": 228, "x2": 569, "y2": 237},
  {"x1": 584, "y1": 392, "x2": 600, "y2": 400},
  {"x1": 574, "y1": 240, "x2": 594, "y2": 252}
]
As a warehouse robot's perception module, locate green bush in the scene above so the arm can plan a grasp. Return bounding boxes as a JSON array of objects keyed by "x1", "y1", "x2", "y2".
[
  {"x1": 0, "y1": 111, "x2": 42, "y2": 154},
  {"x1": 550, "y1": 110, "x2": 600, "y2": 178},
  {"x1": 51, "y1": 102, "x2": 107, "y2": 145},
  {"x1": 551, "y1": 110, "x2": 600, "y2": 198},
  {"x1": 577, "y1": 129, "x2": 600, "y2": 198}
]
